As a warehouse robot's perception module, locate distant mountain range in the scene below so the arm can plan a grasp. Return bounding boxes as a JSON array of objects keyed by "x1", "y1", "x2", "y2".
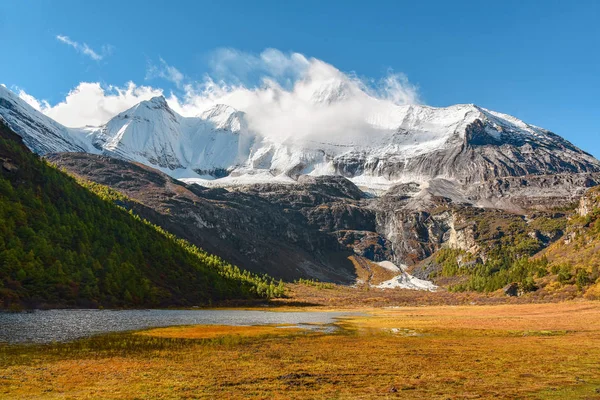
[{"x1": 1, "y1": 85, "x2": 598, "y2": 193}]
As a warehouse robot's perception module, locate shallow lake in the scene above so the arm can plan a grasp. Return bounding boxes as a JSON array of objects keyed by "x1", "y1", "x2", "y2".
[{"x1": 0, "y1": 309, "x2": 351, "y2": 344}]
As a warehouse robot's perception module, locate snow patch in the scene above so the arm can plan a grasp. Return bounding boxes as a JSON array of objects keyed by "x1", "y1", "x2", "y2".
[
  {"x1": 373, "y1": 261, "x2": 437, "y2": 291},
  {"x1": 376, "y1": 274, "x2": 438, "y2": 291},
  {"x1": 376, "y1": 261, "x2": 401, "y2": 273},
  {"x1": 181, "y1": 170, "x2": 296, "y2": 188}
]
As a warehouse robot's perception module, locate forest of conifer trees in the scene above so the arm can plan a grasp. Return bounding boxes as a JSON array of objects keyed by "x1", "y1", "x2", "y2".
[{"x1": 0, "y1": 122, "x2": 284, "y2": 309}]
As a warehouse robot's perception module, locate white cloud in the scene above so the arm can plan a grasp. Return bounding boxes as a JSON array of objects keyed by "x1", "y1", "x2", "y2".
[
  {"x1": 372, "y1": 71, "x2": 420, "y2": 106},
  {"x1": 168, "y1": 49, "x2": 421, "y2": 143},
  {"x1": 56, "y1": 35, "x2": 111, "y2": 61},
  {"x1": 209, "y1": 48, "x2": 310, "y2": 86},
  {"x1": 16, "y1": 88, "x2": 50, "y2": 111},
  {"x1": 17, "y1": 49, "x2": 421, "y2": 140},
  {"x1": 146, "y1": 58, "x2": 185, "y2": 87},
  {"x1": 19, "y1": 82, "x2": 162, "y2": 127}
]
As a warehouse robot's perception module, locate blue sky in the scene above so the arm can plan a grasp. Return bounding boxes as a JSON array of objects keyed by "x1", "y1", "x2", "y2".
[{"x1": 0, "y1": 0, "x2": 599, "y2": 155}]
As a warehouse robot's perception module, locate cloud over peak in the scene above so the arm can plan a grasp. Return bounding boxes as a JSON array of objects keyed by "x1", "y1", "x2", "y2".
[
  {"x1": 209, "y1": 48, "x2": 311, "y2": 87},
  {"x1": 18, "y1": 48, "x2": 421, "y2": 143},
  {"x1": 20, "y1": 82, "x2": 162, "y2": 127}
]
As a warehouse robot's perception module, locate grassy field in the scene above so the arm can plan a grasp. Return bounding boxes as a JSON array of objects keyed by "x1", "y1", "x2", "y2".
[{"x1": 1, "y1": 302, "x2": 600, "y2": 399}]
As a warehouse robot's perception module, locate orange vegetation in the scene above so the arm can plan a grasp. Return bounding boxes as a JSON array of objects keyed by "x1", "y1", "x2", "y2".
[
  {"x1": 1, "y1": 301, "x2": 600, "y2": 399},
  {"x1": 137, "y1": 324, "x2": 301, "y2": 339}
]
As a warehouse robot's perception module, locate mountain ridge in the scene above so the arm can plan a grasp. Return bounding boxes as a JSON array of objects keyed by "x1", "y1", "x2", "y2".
[{"x1": 2, "y1": 85, "x2": 598, "y2": 192}]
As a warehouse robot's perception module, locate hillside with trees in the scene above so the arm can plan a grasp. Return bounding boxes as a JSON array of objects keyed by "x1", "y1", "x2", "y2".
[
  {"x1": 423, "y1": 197, "x2": 600, "y2": 299},
  {"x1": 0, "y1": 121, "x2": 283, "y2": 309}
]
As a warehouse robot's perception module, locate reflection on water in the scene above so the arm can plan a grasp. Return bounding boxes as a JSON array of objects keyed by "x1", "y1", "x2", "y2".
[{"x1": 0, "y1": 309, "x2": 350, "y2": 344}]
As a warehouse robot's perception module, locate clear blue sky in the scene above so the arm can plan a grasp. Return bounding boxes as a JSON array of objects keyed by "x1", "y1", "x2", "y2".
[{"x1": 0, "y1": 0, "x2": 599, "y2": 155}]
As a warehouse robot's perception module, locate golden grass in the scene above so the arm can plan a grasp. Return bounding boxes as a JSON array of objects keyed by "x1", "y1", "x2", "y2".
[
  {"x1": 352, "y1": 301, "x2": 600, "y2": 332},
  {"x1": 276, "y1": 282, "x2": 504, "y2": 308},
  {"x1": 2, "y1": 302, "x2": 600, "y2": 399},
  {"x1": 137, "y1": 324, "x2": 302, "y2": 339},
  {"x1": 276, "y1": 277, "x2": 589, "y2": 309}
]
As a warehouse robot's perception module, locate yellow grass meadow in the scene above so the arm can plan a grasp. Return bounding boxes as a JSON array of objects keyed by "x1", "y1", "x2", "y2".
[{"x1": 1, "y1": 301, "x2": 600, "y2": 399}]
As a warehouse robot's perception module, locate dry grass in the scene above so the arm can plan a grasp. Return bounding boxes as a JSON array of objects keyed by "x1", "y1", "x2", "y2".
[
  {"x1": 2, "y1": 302, "x2": 600, "y2": 399},
  {"x1": 353, "y1": 301, "x2": 600, "y2": 332},
  {"x1": 276, "y1": 278, "x2": 593, "y2": 309},
  {"x1": 276, "y1": 282, "x2": 508, "y2": 308},
  {"x1": 137, "y1": 324, "x2": 301, "y2": 339}
]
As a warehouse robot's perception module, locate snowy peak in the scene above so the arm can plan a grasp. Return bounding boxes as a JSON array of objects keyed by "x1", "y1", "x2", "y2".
[
  {"x1": 200, "y1": 103, "x2": 237, "y2": 120},
  {"x1": 307, "y1": 78, "x2": 355, "y2": 104},
  {"x1": 200, "y1": 104, "x2": 247, "y2": 133},
  {"x1": 0, "y1": 85, "x2": 598, "y2": 191},
  {"x1": 124, "y1": 95, "x2": 177, "y2": 122},
  {"x1": 384, "y1": 102, "x2": 585, "y2": 153},
  {"x1": 466, "y1": 106, "x2": 588, "y2": 154},
  {"x1": 96, "y1": 101, "x2": 253, "y2": 173},
  {"x1": 90, "y1": 95, "x2": 184, "y2": 169},
  {"x1": 145, "y1": 95, "x2": 169, "y2": 107}
]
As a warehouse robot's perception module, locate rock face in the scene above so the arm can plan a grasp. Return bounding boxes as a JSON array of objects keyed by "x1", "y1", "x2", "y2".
[
  {"x1": 577, "y1": 187, "x2": 600, "y2": 217},
  {"x1": 466, "y1": 173, "x2": 600, "y2": 212},
  {"x1": 503, "y1": 283, "x2": 520, "y2": 297}
]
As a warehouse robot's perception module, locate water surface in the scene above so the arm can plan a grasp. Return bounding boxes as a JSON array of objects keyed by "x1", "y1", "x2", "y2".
[{"x1": 0, "y1": 309, "x2": 351, "y2": 344}]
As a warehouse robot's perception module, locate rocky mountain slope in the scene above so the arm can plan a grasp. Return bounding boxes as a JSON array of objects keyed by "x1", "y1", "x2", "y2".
[
  {"x1": 48, "y1": 152, "x2": 600, "y2": 291},
  {"x1": 47, "y1": 152, "x2": 361, "y2": 283},
  {"x1": 537, "y1": 186, "x2": 600, "y2": 299}
]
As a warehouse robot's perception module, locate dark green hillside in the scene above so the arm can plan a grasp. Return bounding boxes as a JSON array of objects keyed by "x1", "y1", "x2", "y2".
[{"x1": 0, "y1": 122, "x2": 283, "y2": 309}]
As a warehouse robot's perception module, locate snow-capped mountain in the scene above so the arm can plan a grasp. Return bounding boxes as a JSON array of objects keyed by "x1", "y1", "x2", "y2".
[
  {"x1": 1, "y1": 84, "x2": 598, "y2": 191},
  {"x1": 0, "y1": 85, "x2": 93, "y2": 154},
  {"x1": 83, "y1": 96, "x2": 255, "y2": 177}
]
